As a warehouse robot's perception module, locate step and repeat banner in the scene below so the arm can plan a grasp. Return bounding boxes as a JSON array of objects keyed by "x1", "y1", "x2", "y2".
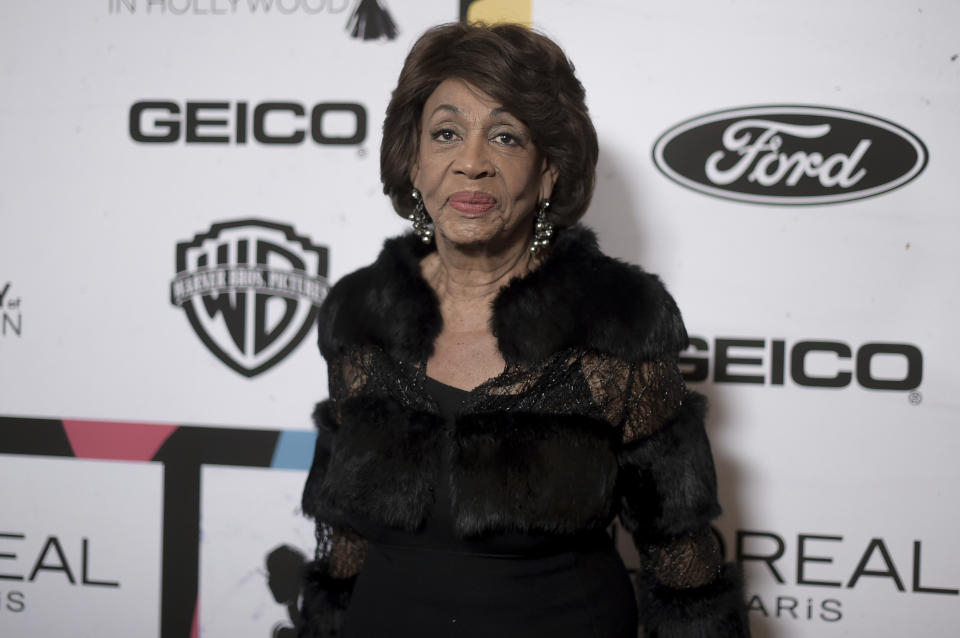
[{"x1": 1, "y1": 1, "x2": 957, "y2": 636}]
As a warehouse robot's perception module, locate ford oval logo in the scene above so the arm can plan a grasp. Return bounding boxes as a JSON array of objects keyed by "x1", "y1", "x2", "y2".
[{"x1": 652, "y1": 106, "x2": 928, "y2": 205}]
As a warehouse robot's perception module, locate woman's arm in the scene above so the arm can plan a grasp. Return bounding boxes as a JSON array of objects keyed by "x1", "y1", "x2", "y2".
[
  {"x1": 615, "y1": 359, "x2": 750, "y2": 637},
  {"x1": 299, "y1": 355, "x2": 370, "y2": 638}
]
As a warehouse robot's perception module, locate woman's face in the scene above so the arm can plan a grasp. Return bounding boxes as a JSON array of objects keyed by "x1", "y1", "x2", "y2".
[{"x1": 410, "y1": 78, "x2": 557, "y2": 250}]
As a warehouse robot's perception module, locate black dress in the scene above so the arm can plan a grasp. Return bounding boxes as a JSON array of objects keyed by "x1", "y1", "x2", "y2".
[
  {"x1": 342, "y1": 376, "x2": 639, "y2": 638},
  {"x1": 301, "y1": 226, "x2": 748, "y2": 638}
]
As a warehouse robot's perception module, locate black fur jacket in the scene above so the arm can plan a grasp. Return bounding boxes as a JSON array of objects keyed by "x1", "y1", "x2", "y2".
[{"x1": 299, "y1": 224, "x2": 748, "y2": 637}]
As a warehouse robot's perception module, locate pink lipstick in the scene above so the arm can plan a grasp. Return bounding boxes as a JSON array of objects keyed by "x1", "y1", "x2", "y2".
[{"x1": 448, "y1": 191, "x2": 497, "y2": 216}]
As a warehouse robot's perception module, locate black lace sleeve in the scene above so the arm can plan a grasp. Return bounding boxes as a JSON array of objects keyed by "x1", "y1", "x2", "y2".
[
  {"x1": 299, "y1": 352, "x2": 371, "y2": 638},
  {"x1": 615, "y1": 359, "x2": 750, "y2": 637}
]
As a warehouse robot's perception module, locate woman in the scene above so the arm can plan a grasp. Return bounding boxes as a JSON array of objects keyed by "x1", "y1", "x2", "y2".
[{"x1": 300, "y1": 22, "x2": 748, "y2": 638}]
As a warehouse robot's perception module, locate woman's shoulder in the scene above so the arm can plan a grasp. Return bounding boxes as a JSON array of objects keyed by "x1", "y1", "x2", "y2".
[
  {"x1": 493, "y1": 224, "x2": 689, "y2": 364},
  {"x1": 316, "y1": 233, "x2": 441, "y2": 362},
  {"x1": 316, "y1": 225, "x2": 689, "y2": 364}
]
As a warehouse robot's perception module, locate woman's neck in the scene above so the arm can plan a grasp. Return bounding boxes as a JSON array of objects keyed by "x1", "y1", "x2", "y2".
[{"x1": 425, "y1": 231, "x2": 540, "y2": 303}]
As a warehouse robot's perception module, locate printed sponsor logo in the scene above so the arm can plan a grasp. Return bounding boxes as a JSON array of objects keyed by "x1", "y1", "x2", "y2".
[
  {"x1": 346, "y1": 0, "x2": 397, "y2": 40},
  {"x1": 0, "y1": 420, "x2": 312, "y2": 637},
  {"x1": 0, "y1": 282, "x2": 23, "y2": 338},
  {"x1": 107, "y1": 0, "x2": 399, "y2": 40},
  {"x1": 652, "y1": 106, "x2": 928, "y2": 205},
  {"x1": 0, "y1": 531, "x2": 120, "y2": 614},
  {"x1": 460, "y1": 0, "x2": 532, "y2": 25},
  {"x1": 129, "y1": 101, "x2": 367, "y2": 146},
  {"x1": 170, "y1": 219, "x2": 329, "y2": 377},
  {"x1": 681, "y1": 336, "x2": 922, "y2": 393},
  {"x1": 109, "y1": 0, "x2": 348, "y2": 17},
  {"x1": 723, "y1": 528, "x2": 959, "y2": 624}
]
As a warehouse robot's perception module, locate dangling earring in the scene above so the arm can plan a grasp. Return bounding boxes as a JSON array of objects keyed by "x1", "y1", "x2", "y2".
[
  {"x1": 530, "y1": 199, "x2": 553, "y2": 253},
  {"x1": 409, "y1": 188, "x2": 433, "y2": 244}
]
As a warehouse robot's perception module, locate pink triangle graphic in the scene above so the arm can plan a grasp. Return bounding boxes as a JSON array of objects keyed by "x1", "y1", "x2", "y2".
[
  {"x1": 63, "y1": 419, "x2": 178, "y2": 461},
  {"x1": 192, "y1": 597, "x2": 199, "y2": 638}
]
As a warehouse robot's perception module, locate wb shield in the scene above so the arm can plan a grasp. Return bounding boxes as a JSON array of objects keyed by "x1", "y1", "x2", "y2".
[{"x1": 171, "y1": 219, "x2": 329, "y2": 377}]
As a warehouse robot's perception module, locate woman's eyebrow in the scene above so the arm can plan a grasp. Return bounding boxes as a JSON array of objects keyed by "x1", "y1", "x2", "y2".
[
  {"x1": 428, "y1": 105, "x2": 513, "y2": 119},
  {"x1": 428, "y1": 104, "x2": 461, "y2": 117}
]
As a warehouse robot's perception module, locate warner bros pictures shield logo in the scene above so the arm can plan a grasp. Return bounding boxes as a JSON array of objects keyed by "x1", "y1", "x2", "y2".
[{"x1": 170, "y1": 219, "x2": 329, "y2": 377}]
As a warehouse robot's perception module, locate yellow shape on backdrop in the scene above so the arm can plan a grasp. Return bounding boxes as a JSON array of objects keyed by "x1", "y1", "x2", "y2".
[{"x1": 465, "y1": 0, "x2": 533, "y2": 26}]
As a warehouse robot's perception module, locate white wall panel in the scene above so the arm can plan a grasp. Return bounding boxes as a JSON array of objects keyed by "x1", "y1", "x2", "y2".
[{"x1": 2, "y1": 1, "x2": 957, "y2": 636}]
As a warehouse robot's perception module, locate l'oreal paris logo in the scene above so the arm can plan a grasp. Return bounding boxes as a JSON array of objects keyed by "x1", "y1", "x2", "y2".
[{"x1": 652, "y1": 106, "x2": 928, "y2": 205}]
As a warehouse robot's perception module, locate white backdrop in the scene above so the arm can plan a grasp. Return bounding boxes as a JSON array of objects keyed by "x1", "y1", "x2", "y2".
[{"x1": 2, "y1": 1, "x2": 958, "y2": 636}]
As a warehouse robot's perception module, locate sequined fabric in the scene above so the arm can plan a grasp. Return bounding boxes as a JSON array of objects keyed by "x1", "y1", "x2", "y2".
[{"x1": 316, "y1": 523, "x2": 368, "y2": 580}]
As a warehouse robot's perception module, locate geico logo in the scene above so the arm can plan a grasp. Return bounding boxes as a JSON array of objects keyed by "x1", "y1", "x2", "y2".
[
  {"x1": 129, "y1": 100, "x2": 367, "y2": 145},
  {"x1": 681, "y1": 337, "x2": 922, "y2": 390}
]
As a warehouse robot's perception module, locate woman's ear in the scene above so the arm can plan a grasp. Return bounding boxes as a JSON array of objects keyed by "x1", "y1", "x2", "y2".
[
  {"x1": 539, "y1": 158, "x2": 559, "y2": 200},
  {"x1": 409, "y1": 161, "x2": 420, "y2": 190}
]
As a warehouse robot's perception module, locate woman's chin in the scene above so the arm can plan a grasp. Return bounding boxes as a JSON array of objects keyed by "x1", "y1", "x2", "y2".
[
  {"x1": 438, "y1": 223, "x2": 496, "y2": 247},
  {"x1": 436, "y1": 217, "x2": 531, "y2": 253}
]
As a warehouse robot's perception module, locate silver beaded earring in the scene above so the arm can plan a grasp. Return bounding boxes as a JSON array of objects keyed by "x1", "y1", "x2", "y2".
[
  {"x1": 409, "y1": 188, "x2": 433, "y2": 244},
  {"x1": 530, "y1": 199, "x2": 553, "y2": 253}
]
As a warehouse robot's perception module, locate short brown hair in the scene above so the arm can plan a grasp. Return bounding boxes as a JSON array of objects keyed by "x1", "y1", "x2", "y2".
[{"x1": 380, "y1": 22, "x2": 599, "y2": 227}]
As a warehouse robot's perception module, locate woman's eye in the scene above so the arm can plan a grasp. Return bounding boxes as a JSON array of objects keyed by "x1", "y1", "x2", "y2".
[
  {"x1": 432, "y1": 129, "x2": 457, "y2": 142},
  {"x1": 494, "y1": 133, "x2": 517, "y2": 145}
]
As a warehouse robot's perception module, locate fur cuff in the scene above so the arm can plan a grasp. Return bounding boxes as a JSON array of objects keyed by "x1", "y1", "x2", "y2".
[
  {"x1": 301, "y1": 400, "x2": 336, "y2": 519},
  {"x1": 638, "y1": 563, "x2": 750, "y2": 638},
  {"x1": 298, "y1": 559, "x2": 356, "y2": 638}
]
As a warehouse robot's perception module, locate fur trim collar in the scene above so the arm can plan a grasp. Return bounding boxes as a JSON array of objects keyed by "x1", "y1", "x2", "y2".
[{"x1": 318, "y1": 224, "x2": 688, "y2": 366}]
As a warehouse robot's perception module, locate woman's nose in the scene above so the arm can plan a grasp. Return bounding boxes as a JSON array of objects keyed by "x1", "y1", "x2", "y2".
[{"x1": 454, "y1": 134, "x2": 495, "y2": 179}]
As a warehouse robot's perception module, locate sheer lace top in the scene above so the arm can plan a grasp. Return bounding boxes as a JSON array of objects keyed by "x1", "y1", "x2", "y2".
[{"x1": 312, "y1": 342, "x2": 722, "y2": 591}]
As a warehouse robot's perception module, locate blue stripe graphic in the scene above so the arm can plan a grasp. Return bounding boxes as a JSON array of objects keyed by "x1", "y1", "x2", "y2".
[{"x1": 271, "y1": 430, "x2": 316, "y2": 470}]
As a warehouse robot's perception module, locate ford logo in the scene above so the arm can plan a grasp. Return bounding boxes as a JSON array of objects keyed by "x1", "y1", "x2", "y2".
[{"x1": 652, "y1": 105, "x2": 928, "y2": 205}]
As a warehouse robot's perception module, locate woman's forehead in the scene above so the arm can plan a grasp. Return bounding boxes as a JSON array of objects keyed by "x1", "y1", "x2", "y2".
[{"x1": 422, "y1": 78, "x2": 517, "y2": 123}]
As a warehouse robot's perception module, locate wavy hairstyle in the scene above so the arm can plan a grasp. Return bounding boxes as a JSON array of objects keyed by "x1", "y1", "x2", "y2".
[{"x1": 381, "y1": 22, "x2": 599, "y2": 227}]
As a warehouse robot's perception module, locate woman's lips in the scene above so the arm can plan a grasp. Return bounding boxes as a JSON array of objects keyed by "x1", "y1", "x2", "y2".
[{"x1": 448, "y1": 191, "x2": 497, "y2": 216}]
